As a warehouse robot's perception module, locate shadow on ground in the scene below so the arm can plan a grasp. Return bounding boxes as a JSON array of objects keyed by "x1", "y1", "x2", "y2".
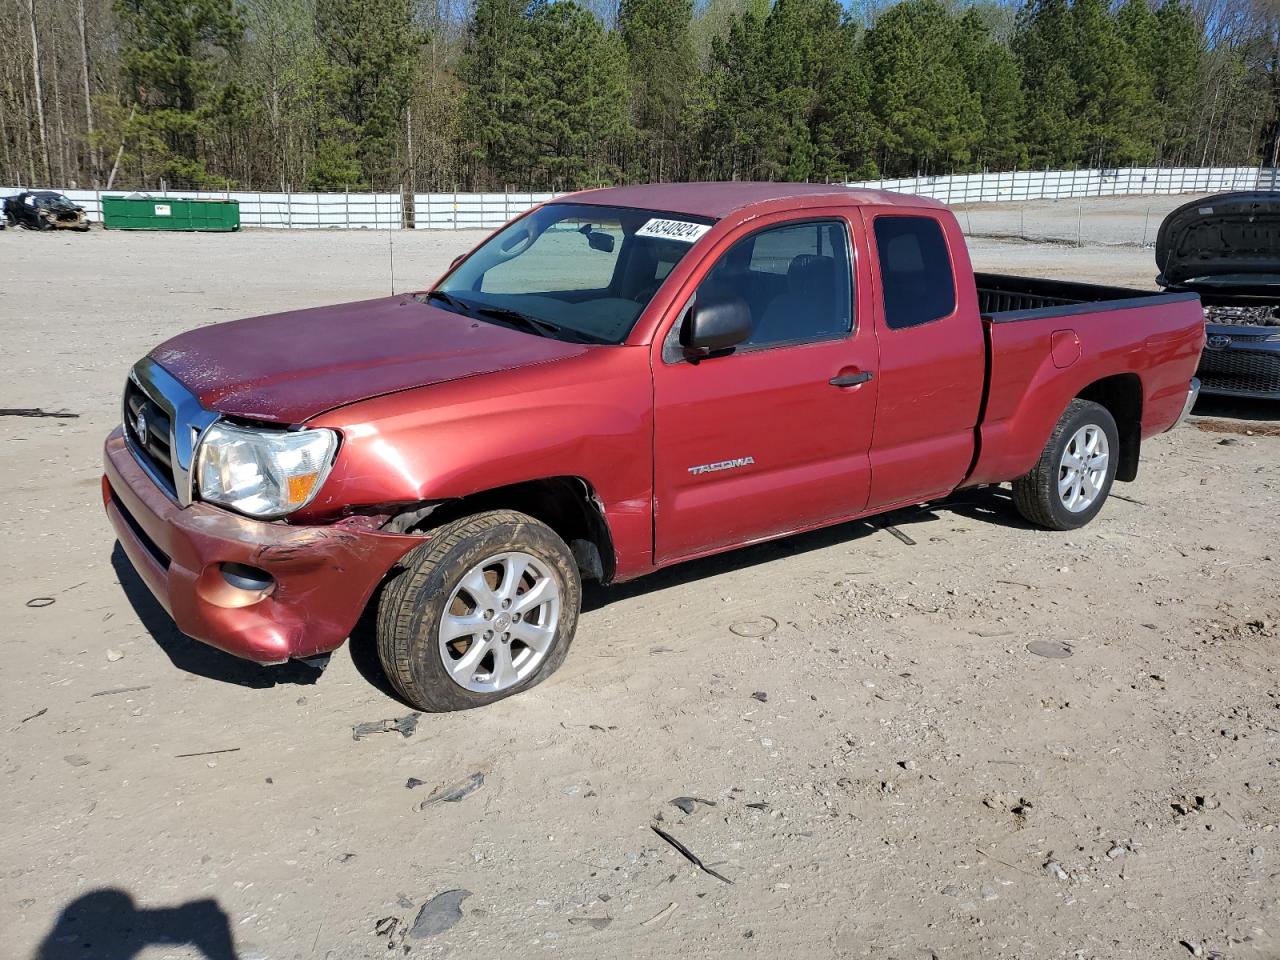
[
  {"x1": 583, "y1": 485, "x2": 1033, "y2": 612},
  {"x1": 111, "y1": 544, "x2": 322, "y2": 689},
  {"x1": 34, "y1": 888, "x2": 237, "y2": 960},
  {"x1": 124, "y1": 486, "x2": 1030, "y2": 705}
]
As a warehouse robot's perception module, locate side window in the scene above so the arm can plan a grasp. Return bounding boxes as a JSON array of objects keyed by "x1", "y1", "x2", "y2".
[
  {"x1": 694, "y1": 220, "x2": 853, "y2": 349},
  {"x1": 873, "y1": 215, "x2": 956, "y2": 329}
]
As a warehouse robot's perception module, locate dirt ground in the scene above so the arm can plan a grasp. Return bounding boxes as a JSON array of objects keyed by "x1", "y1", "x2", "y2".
[{"x1": 2, "y1": 197, "x2": 1278, "y2": 960}]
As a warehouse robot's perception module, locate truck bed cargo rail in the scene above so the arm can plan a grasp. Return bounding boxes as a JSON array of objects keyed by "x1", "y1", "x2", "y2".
[{"x1": 977, "y1": 272, "x2": 1199, "y2": 322}]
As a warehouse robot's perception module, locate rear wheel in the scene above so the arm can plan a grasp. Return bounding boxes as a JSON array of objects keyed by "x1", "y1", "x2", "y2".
[
  {"x1": 375, "y1": 510, "x2": 581, "y2": 711},
  {"x1": 1012, "y1": 399, "x2": 1119, "y2": 531}
]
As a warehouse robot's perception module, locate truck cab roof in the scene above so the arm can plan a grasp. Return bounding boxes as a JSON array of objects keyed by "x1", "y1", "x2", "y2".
[{"x1": 559, "y1": 181, "x2": 945, "y2": 220}]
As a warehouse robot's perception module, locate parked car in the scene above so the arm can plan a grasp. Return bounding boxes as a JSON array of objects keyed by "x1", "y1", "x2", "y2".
[
  {"x1": 1156, "y1": 191, "x2": 1280, "y2": 400},
  {"x1": 3, "y1": 190, "x2": 90, "y2": 230},
  {"x1": 102, "y1": 182, "x2": 1204, "y2": 711}
]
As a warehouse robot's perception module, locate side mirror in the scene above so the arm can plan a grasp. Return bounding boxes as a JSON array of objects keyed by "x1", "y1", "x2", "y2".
[{"x1": 683, "y1": 297, "x2": 751, "y2": 355}]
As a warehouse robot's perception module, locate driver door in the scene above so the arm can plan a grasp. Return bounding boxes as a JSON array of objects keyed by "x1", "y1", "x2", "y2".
[{"x1": 651, "y1": 214, "x2": 879, "y2": 563}]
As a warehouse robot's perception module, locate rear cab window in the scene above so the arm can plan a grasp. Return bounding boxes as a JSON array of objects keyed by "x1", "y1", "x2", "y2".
[{"x1": 873, "y1": 215, "x2": 956, "y2": 329}]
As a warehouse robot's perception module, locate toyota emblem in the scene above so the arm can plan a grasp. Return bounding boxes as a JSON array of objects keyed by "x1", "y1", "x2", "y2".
[
  {"x1": 1205, "y1": 335, "x2": 1231, "y2": 350},
  {"x1": 135, "y1": 408, "x2": 148, "y2": 440}
]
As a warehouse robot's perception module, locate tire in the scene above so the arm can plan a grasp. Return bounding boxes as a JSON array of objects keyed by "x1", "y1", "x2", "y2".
[
  {"x1": 375, "y1": 510, "x2": 581, "y2": 711},
  {"x1": 1012, "y1": 399, "x2": 1119, "y2": 531}
]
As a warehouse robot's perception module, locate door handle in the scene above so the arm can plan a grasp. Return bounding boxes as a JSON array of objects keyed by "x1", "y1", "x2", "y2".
[{"x1": 829, "y1": 370, "x2": 873, "y2": 387}]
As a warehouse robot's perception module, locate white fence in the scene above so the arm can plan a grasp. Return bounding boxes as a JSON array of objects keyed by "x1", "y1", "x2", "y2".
[
  {"x1": 3, "y1": 166, "x2": 1276, "y2": 230},
  {"x1": 416, "y1": 192, "x2": 559, "y2": 229},
  {"x1": 847, "y1": 165, "x2": 1280, "y2": 204}
]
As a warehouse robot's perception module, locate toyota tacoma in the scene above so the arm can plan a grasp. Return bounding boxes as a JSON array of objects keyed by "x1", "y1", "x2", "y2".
[{"x1": 103, "y1": 183, "x2": 1205, "y2": 711}]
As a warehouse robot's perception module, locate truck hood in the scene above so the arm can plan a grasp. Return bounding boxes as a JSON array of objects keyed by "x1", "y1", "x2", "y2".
[
  {"x1": 1156, "y1": 192, "x2": 1280, "y2": 290},
  {"x1": 151, "y1": 295, "x2": 589, "y2": 423}
]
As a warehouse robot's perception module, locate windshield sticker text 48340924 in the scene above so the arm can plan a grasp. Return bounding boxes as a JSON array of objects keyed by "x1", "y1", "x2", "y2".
[{"x1": 635, "y1": 218, "x2": 712, "y2": 243}]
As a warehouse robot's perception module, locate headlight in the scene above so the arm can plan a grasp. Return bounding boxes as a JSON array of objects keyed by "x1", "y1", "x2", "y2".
[{"x1": 196, "y1": 422, "x2": 338, "y2": 518}]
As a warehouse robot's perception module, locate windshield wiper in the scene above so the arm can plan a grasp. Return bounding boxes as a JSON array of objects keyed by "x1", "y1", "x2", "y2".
[
  {"x1": 468, "y1": 304, "x2": 566, "y2": 339},
  {"x1": 425, "y1": 289, "x2": 599, "y2": 343},
  {"x1": 424, "y1": 290, "x2": 472, "y2": 313}
]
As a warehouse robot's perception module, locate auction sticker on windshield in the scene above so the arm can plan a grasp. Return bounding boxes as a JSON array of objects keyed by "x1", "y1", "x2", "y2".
[{"x1": 636, "y1": 218, "x2": 711, "y2": 243}]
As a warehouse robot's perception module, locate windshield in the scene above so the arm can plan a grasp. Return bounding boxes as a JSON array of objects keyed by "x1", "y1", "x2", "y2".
[
  {"x1": 435, "y1": 202, "x2": 715, "y2": 344},
  {"x1": 34, "y1": 193, "x2": 76, "y2": 211}
]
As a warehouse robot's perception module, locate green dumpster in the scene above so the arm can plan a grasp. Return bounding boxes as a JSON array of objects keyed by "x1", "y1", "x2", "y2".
[{"x1": 102, "y1": 196, "x2": 240, "y2": 232}]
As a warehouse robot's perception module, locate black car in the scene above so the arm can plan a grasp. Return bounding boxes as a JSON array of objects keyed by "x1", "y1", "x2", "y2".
[
  {"x1": 2, "y1": 190, "x2": 90, "y2": 231},
  {"x1": 1156, "y1": 192, "x2": 1280, "y2": 400}
]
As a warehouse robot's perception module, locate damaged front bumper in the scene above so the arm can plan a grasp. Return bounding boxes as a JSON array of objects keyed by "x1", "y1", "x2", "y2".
[
  {"x1": 46, "y1": 212, "x2": 89, "y2": 229},
  {"x1": 103, "y1": 427, "x2": 423, "y2": 663}
]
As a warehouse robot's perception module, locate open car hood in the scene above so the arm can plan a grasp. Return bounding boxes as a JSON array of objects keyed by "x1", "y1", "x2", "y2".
[{"x1": 1156, "y1": 192, "x2": 1280, "y2": 290}]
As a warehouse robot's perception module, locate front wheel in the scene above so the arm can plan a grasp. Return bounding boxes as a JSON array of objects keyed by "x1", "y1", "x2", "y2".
[
  {"x1": 375, "y1": 510, "x2": 581, "y2": 711},
  {"x1": 1012, "y1": 399, "x2": 1119, "y2": 531}
]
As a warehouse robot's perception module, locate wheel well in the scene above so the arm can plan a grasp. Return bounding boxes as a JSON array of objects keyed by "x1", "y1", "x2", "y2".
[
  {"x1": 394, "y1": 477, "x2": 617, "y2": 584},
  {"x1": 1077, "y1": 374, "x2": 1142, "y2": 482}
]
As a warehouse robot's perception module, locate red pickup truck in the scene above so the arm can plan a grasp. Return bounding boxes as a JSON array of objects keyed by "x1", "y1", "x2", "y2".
[{"x1": 103, "y1": 183, "x2": 1204, "y2": 711}]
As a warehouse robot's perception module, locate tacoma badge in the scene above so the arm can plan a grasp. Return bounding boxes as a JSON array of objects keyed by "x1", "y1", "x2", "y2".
[{"x1": 688, "y1": 456, "x2": 755, "y2": 476}]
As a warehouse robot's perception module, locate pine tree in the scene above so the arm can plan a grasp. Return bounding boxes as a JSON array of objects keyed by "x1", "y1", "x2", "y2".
[
  {"x1": 1073, "y1": 0, "x2": 1151, "y2": 164},
  {"x1": 527, "y1": 1, "x2": 630, "y2": 187},
  {"x1": 700, "y1": 0, "x2": 872, "y2": 182},
  {"x1": 703, "y1": 9, "x2": 779, "y2": 179},
  {"x1": 1116, "y1": 0, "x2": 1160, "y2": 161},
  {"x1": 115, "y1": 0, "x2": 245, "y2": 184},
  {"x1": 823, "y1": 23, "x2": 877, "y2": 180},
  {"x1": 619, "y1": 0, "x2": 696, "y2": 180},
  {"x1": 1014, "y1": 0, "x2": 1081, "y2": 167},
  {"x1": 862, "y1": 0, "x2": 982, "y2": 176},
  {"x1": 311, "y1": 0, "x2": 420, "y2": 190},
  {"x1": 761, "y1": 0, "x2": 859, "y2": 181},
  {"x1": 953, "y1": 7, "x2": 1024, "y2": 170},
  {"x1": 458, "y1": 0, "x2": 540, "y2": 188},
  {"x1": 1151, "y1": 0, "x2": 1205, "y2": 165}
]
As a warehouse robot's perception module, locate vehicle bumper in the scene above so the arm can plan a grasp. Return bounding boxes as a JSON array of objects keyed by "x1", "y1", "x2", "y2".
[
  {"x1": 103, "y1": 428, "x2": 422, "y2": 663},
  {"x1": 1166, "y1": 377, "x2": 1201, "y2": 431},
  {"x1": 1196, "y1": 325, "x2": 1280, "y2": 399}
]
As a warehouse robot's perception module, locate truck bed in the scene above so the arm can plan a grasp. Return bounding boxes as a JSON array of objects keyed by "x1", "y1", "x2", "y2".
[
  {"x1": 964, "y1": 272, "x2": 1205, "y2": 489},
  {"x1": 976, "y1": 272, "x2": 1198, "y2": 320}
]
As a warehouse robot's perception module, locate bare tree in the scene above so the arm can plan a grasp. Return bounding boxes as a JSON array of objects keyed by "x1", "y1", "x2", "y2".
[
  {"x1": 24, "y1": 0, "x2": 50, "y2": 183},
  {"x1": 77, "y1": 0, "x2": 97, "y2": 183}
]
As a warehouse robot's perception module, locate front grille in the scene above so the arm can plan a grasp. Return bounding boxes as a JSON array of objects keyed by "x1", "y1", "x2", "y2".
[
  {"x1": 1197, "y1": 349, "x2": 1280, "y2": 395},
  {"x1": 124, "y1": 379, "x2": 177, "y2": 494}
]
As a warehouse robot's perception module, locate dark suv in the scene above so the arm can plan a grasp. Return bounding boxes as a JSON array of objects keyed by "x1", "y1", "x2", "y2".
[{"x1": 1157, "y1": 192, "x2": 1280, "y2": 400}]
